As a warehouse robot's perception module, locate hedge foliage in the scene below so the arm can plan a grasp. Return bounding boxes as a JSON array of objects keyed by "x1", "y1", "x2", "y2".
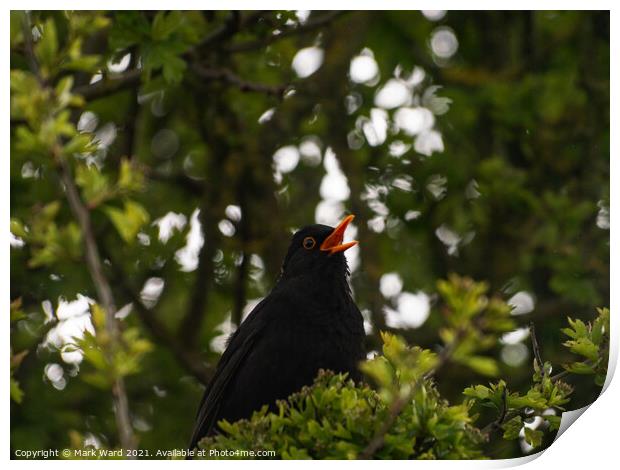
[{"x1": 198, "y1": 277, "x2": 609, "y2": 459}]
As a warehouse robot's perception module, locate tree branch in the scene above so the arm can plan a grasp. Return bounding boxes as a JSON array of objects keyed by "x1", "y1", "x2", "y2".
[
  {"x1": 73, "y1": 69, "x2": 142, "y2": 101},
  {"x1": 56, "y1": 154, "x2": 137, "y2": 453},
  {"x1": 191, "y1": 64, "x2": 287, "y2": 97},
  {"x1": 178, "y1": 89, "x2": 227, "y2": 347},
  {"x1": 73, "y1": 63, "x2": 287, "y2": 103},
  {"x1": 193, "y1": 11, "x2": 241, "y2": 51},
  {"x1": 71, "y1": 12, "x2": 289, "y2": 102}
]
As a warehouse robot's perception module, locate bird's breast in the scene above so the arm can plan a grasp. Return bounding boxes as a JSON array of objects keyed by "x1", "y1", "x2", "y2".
[{"x1": 215, "y1": 293, "x2": 364, "y2": 426}]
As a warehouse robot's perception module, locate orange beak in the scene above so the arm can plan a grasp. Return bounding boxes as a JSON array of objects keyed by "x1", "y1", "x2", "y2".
[{"x1": 320, "y1": 214, "x2": 358, "y2": 255}]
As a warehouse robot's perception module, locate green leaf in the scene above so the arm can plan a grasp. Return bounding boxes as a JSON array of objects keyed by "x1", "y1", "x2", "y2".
[
  {"x1": 10, "y1": 218, "x2": 28, "y2": 239},
  {"x1": 63, "y1": 134, "x2": 96, "y2": 157},
  {"x1": 501, "y1": 416, "x2": 523, "y2": 440},
  {"x1": 545, "y1": 415, "x2": 561, "y2": 431},
  {"x1": 62, "y1": 55, "x2": 101, "y2": 73},
  {"x1": 118, "y1": 158, "x2": 144, "y2": 192},
  {"x1": 562, "y1": 317, "x2": 588, "y2": 340},
  {"x1": 463, "y1": 384, "x2": 492, "y2": 400},
  {"x1": 523, "y1": 427, "x2": 543, "y2": 448},
  {"x1": 104, "y1": 200, "x2": 150, "y2": 244},
  {"x1": 14, "y1": 126, "x2": 49, "y2": 156},
  {"x1": 75, "y1": 164, "x2": 112, "y2": 206},
  {"x1": 563, "y1": 361, "x2": 595, "y2": 375},
  {"x1": 50, "y1": 110, "x2": 76, "y2": 138},
  {"x1": 54, "y1": 76, "x2": 74, "y2": 107},
  {"x1": 591, "y1": 308, "x2": 609, "y2": 345},
  {"x1": 151, "y1": 11, "x2": 184, "y2": 40},
  {"x1": 11, "y1": 377, "x2": 24, "y2": 403},
  {"x1": 564, "y1": 337, "x2": 599, "y2": 361},
  {"x1": 162, "y1": 55, "x2": 186, "y2": 84},
  {"x1": 460, "y1": 356, "x2": 499, "y2": 377},
  {"x1": 595, "y1": 374, "x2": 606, "y2": 387},
  {"x1": 108, "y1": 12, "x2": 148, "y2": 51},
  {"x1": 35, "y1": 18, "x2": 59, "y2": 74},
  {"x1": 508, "y1": 389, "x2": 547, "y2": 410}
]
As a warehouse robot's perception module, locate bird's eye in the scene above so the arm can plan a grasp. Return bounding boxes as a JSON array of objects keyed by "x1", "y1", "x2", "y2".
[{"x1": 302, "y1": 236, "x2": 316, "y2": 250}]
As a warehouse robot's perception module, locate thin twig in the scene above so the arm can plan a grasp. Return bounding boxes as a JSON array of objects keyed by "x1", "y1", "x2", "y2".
[
  {"x1": 549, "y1": 359, "x2": 598, "y2": 383},
  {"x1": 529, "y1": 321, "x2": 544, "y2": 372},
  {"x1": 490, "y1": 385, "x2": 509, "y2": 430},
  {"x1": 549, "y1": 369, "x2": 570, "y2": 382},
  {"x1": 225, "y1": 11, "x2": 346, "y2": 53},
  {"x1": 360, "y1": 372, "x2": 429, "y2": 459},
  {"x1": 481, "y1": 324, "x2": 550, "y2": 437},
  {"x1": 359, "y1": 394, "x2": 409, "y2": 459}
]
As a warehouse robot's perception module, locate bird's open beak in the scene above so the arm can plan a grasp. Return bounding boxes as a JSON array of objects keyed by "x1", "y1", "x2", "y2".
[{"x1": 320, "y1": 214, "x2": 358, "y2": 255}]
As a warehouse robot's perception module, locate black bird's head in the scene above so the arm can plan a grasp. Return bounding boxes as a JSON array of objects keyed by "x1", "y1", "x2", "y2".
[{"x1": 279, "y1": 215, "x2": 358, "y2": 282}]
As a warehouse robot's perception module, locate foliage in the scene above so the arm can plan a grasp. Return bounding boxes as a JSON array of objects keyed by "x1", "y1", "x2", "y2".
[
  {"x1": 463, "y1": 307, "x2": 610, "y2": 452},
  {"x1": 198, "y1": 298, "x2": 609, "y2": 459},
  {"x1": 11, "y1": 10, "x2": 608, "y2": 459},
  {"x1": 199, "y1": 337, "x2": 484, "y2": 460},
  {"x1": 436, "y1": 275, "x2": 515, "y2": 377},
  {"x1": 69, "y1": 304, "x2": 153, "y2": 390},
  {"x1": 561, "y1": 308, "x2": 609, "y2": 386}
]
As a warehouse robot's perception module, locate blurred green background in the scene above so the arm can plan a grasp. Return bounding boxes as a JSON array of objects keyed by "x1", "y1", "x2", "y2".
[{"x1": 10, "y1": 10, "x2": 609, "y2": 458}]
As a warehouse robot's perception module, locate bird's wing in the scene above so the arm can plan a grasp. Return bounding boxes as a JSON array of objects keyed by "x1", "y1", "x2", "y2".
[{"x1": 187, "y1": 295, "x2": 274, "y2": 450}]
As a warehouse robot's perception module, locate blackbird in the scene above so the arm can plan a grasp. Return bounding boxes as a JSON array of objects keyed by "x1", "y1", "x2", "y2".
[{"x1": 188, "y1": 214, "x2": 365, "y2": 450}]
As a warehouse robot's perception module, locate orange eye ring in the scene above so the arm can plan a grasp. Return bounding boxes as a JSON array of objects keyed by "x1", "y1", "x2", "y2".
[{"x1": 303, "y1": 236, "x2": 316, "y2": 250}]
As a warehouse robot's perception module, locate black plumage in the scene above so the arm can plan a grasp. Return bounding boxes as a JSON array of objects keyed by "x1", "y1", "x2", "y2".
[{"x1": 188, "y1": 215, "x2": 365, "y2": 450}]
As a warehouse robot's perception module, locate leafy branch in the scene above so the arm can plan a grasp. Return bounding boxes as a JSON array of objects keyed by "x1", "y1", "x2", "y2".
[
  {"x1": 470, "y1": 308, "x2": 610, "y2": 450},
  {"x1": 197, "y1": 277, "x2": 609, "y2": 459},
  {"x1": 17, "y1": 11, "x2": 138, "y2": 453}
]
